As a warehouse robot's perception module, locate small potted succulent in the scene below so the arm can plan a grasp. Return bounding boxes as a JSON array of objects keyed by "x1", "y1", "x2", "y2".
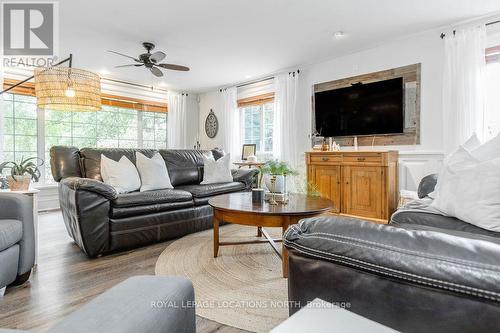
[
  {"x1": 0, "y1": 157, "x2": 44, "y2": 191},
  {"x1": 259, "y1": 160, "x2": 298, "y2": 193}
]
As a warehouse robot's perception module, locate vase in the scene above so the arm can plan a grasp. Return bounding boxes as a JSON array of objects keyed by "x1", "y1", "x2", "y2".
[
  {"x1": 7, "y1": 175, "x2": 31, "y2": 191},
  {"x1": 265, "y1": 174, "x2": 285, "y2": 193}
]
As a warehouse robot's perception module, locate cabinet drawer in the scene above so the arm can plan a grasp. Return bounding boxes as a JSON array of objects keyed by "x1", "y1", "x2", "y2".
[
  {"x1": 343, "y1": 155, "x2": 382, "y2": 164},
  {"x1": 310, "y1": 155, "x2": 342, "y2": 164}
]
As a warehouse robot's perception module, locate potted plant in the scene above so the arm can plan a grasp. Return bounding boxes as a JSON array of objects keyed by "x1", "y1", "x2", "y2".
[
  {"x1": 260, "y1": 160, "x2": 298, "y2": 193},
  {"x1": 0, "y1": 157, "x2": 43, "y2": 191}
]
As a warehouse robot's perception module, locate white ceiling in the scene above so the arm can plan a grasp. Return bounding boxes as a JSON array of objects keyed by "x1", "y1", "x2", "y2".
[{"x1": 58, "y1": 0, "x2": 500, "y2": 92}]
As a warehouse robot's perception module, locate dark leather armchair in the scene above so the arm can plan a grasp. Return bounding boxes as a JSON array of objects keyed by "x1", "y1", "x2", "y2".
[
  {"x1": 284, "y1": 175, "x2": 500, "y2": 333},
  {"x1": 51, "y1": 146, "x2": 258, "y2": 257}
]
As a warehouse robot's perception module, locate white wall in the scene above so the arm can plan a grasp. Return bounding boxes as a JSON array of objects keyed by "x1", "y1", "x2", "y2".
[
  {"x1": 198, "y1": 90, "x2": 225, "y2": 149},
  {"x1": 299, "y1": 30, "x2": 446, "y2": 190},
  {"x1": 297, "y1": 29, "x2": 445, "y2": 154},
  {"x1": 185, "y1": 94, "x2": 200, "y2": 149},
  {"x1": 198, "y1": 29, "x2": 446, "y2": 190}
]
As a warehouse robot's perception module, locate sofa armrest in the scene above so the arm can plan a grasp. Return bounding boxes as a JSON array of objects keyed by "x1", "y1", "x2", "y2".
[
  {"x1": 417, "y1": 173, "x2": 438, "y2": 198},
  {"x1": 0, "y1": 193, "x2": 35, "y2": 275},
  {"x1": 284, "y1": 216, "x2": 500, "y2": 303},
  {"x1": 231, "y1": 168, "x2": 259, "y2": 189},
  {"x1": 59, "y1": 178, "x2": 111, "y2": 257},
  {"x1": 61, "y1": 177, "x2": 117, "y2": 200}
]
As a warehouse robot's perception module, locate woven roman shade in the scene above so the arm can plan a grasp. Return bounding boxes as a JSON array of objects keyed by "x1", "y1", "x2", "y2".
[
  {"x1": 34, "y1": 67, "x2": 101, "y2": 111},
  {"x1": 237, "y1": 92, "x2": 274, "y2": 108}
]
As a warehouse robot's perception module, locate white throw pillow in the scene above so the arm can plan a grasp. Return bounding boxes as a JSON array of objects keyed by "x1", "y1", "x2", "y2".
[
  {"x1": 431, "y1": 158, "x2": 500, "y2": 232},
  {"x1": 472, "y1": 132, "x2": 500, "y2": 162},
  {"x1": 100, "y1": 154, "x2": 141, "y2": 194},
  {"x1": 135, "y1": 152, "x2": 173, "y2": 192},
  {"x1": 201, "y1": 153, "x2": 233, "y2": 184}
]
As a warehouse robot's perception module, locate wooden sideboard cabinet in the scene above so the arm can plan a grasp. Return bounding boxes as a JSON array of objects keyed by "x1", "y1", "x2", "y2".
[{"x1": 306, "y1": 151, "x2": 399, "y2": 222}]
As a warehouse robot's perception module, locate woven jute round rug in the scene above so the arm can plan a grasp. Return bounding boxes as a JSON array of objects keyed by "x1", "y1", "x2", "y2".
[{"x1": 155, "y1": 224, "x2": 288, "y2": 333}]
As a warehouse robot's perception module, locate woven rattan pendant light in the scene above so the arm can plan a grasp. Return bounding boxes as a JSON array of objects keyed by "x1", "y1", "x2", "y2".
[{"x1": 34, "y1": 66, "x2": 101, "y2": 112}]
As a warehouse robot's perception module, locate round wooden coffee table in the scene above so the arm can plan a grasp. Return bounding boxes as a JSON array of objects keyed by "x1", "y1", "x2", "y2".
[{"x1": 208, "y1": 192, "x2": 334, "y2": 278}]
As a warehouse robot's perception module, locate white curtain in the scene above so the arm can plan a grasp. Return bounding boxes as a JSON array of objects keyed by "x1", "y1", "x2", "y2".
[
  {"x1": 443, "y1": 24, "x2": 487, "y2": 153},
  {"x1": 220, "y1": 87, "x2": 240, "y2": 160},
  {"x1": 273, "y1": 71, "x2": 300, "y2": 191},
  {"x1": 167, "y1": 92, "x2": 188, "y2": 148}
]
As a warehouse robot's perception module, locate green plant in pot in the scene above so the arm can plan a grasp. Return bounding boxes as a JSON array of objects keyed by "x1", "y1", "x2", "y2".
[
  {"x1": 259, "y1": 160, "x2": 298, "y2": 193},
  {"x1": 0, "y1": 157, "x2": 43, "y2": 191}
]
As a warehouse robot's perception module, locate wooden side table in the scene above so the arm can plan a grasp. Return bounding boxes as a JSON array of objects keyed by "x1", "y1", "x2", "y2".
[{"x1": 0, "y1": 188, "x2": 40, "y2": 265}]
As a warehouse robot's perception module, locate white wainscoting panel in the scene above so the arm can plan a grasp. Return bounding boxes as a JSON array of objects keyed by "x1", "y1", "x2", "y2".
[{"x1": 35, "y1": 185, "x2": 60, "y2": 211}]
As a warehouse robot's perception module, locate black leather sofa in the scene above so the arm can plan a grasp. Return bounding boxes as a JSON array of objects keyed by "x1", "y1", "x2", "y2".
[
  {"x1": 284, "y1": 174, "x2": 500, "y2": 333},
  {"x1": 50, "y1": 146, "x2": 258, "y2": 257}
]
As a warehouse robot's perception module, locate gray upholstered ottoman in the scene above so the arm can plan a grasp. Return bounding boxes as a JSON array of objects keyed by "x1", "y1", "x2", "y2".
[{"x1": 0, "y1": 276, "x2": 196, "y2": 333}]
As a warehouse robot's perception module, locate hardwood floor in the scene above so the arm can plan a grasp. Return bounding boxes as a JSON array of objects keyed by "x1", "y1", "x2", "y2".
[{"x1": 0, "y1": 211, "x2": 247, "y2": 333}]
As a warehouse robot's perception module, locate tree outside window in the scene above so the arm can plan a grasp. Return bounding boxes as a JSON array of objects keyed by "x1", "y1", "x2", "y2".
[{"x1": 240, "y1": 101, "x2": 274, "y2": 156}]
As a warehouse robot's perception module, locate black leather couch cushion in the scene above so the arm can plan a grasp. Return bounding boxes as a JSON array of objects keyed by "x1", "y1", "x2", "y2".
[
  {"x1": 211, "y1": 148, "x2": 225, "y2": 160},
  {"x1": 109, "y1": 206, "x2": 213, "y2": 251},
  {"x1": 159, "y1": 150, "x2": 212, "y2": 187},
  {"x1": 112, "y1": 189, "x2": 193, "y2": 208},
  {"x1": 111, "y1": 201, "x2": 194, "y2": 219},
  {"x1": 177, "y1": 182, "x2": 246, "y2": 206},
  {"x1": 417, "y1": 174, "x2": 438, "y2": 198},
  {"x1": 392, "y1": 210, "x2": 500, "y2": 243},
  {"x1": 285, "y1": 216, "x2": 500, "y2": 302},
  {"x1": 177, "y1": 182, "x2": 245, "y2": 198},
  {"x1": 80, "y1": 148, "x2": 157, "y2": 180}
]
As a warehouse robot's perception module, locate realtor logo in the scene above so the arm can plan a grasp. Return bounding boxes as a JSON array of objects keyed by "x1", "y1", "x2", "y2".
[{"x1": 2, "y1": 2, "x2": 54, "y2": 55}]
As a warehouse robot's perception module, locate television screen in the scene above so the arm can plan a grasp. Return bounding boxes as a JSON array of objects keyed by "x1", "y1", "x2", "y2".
[{"x1": 314, "y1": 77, "x2": 404, "y2": 137}]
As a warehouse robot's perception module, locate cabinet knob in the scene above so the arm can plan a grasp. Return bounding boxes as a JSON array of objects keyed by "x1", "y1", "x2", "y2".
[
  {"x1": 357, "y1": 157, "x2": 366, "y2": 161},
  {"x1": 322, "y1": 157, "x2": 329, "y2": 161}
]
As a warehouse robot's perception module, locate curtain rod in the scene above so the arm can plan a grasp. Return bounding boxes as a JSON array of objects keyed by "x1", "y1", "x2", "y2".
[
  {"x1": 440, "y1": 19, "x2": 500, "y2": 39},
  {"x1": 219, "y1": 76, "x2": 274, "y2": 92},
  {"x1": 220, "y1": 69, "x2": 301, "y2": 92},
  {"x1": 236, "y1": 76, "x2": 274, "y2": 89}
]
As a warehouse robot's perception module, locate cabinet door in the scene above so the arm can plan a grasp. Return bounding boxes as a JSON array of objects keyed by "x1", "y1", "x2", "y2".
[
  {"x1": 343, "y1": 166, "x2": 383, "y2": 219},
  {"x1": 312, "y1": 165, "x2": 341, "y2": 213}
]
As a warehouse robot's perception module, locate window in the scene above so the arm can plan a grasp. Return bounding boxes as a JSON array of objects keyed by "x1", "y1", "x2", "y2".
[
  {"x1": 240, "y1": 102, "x2": 274, "y2": 154},
  {"x1": 142, "y1": 111, "x2": 168, "y2": 149},
  {"x1": 238, "y1": 91, "x2": 274, "y2": 155},
  {"x1": 486, "y1": 45, "x2": 500, "y2": 140},
  {"x1": 1, "y1": 84, "x2": 168, "y2": 185}
]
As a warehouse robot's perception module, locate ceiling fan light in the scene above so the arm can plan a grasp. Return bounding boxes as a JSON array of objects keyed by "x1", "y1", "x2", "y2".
[{"x1": 34, "y1": 67, "x2": 101, "y2": 111}]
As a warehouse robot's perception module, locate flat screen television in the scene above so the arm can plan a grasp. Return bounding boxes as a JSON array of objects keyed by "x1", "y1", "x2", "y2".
[{"x1": 314, "y1": 77, "x2": 404, "y2": 137}]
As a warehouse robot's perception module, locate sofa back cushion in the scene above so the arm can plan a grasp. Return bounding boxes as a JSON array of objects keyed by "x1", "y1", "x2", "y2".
[
  {"x1": 80, "y1": 148, "x2": 157, "y2": 180},
  {"x1": 159, "y1": 149, "x2": 213, "y2": 186}
]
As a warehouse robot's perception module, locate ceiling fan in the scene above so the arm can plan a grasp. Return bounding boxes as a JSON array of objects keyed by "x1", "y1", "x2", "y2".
[{"x1": 108, "y1": 42, "x2": 190, "y2": 77}]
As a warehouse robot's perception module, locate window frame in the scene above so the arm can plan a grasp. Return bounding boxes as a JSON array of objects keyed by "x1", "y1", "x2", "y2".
[
  {"x1": 2, "y1": 79, "x2": 169, "y2": 186},
  {"x1": 239, "y1": 99, "x2": 275, "y2": 155}
]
